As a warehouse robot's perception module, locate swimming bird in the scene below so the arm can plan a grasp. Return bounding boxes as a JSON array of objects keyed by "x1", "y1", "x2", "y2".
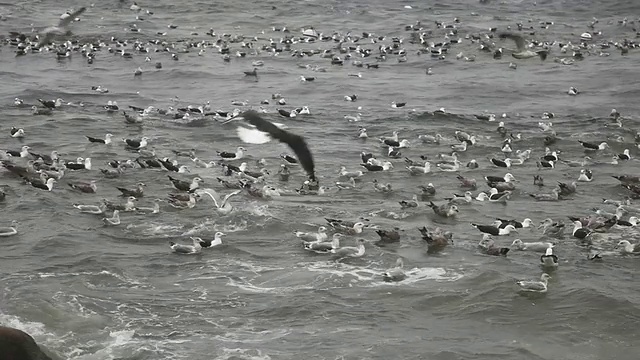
[
  {"x1": 304, "y1": 233, "x2": 341, "y2": 253},
  {"x1": 67, "y1": 180, "x2": 97, "y2": 193},
  {"x1": 73, "y1": 202, "x2": 106, "y2": 214},
  {"x1": 225, "y1": 110, "x2": 316, "y2": 182},
  {"x1": 168, "y1": 193, "x2": 198, "y2": 209},
  {"x1": 446, "y1": 191, "x2": 473, "y2": 205},
  {"x1": 244, "y1": 68, "x2": 258, "y2": 77},
  {"x1": 218, "y1": 146, "x2": 246, "y2": 160},
  {"x1": 102, "y1": 210, "x2": 120, "y2": 226},
  {"x1": 557, "y1": 181, "x2": 577, "y2": 196},
  {"x1": 382, "y1": 258, "x2": 406, "y2": 282},
  {"x1": 578, "y1": 140, "x2": 608, "y2": 151},
  {"x1": 10, "y1": 127, "x2": 25, "y2": 138},
  {"x1": 478, "y1": 237, "x2": 510, "y2": 256},
  {"x1": 31, "y1": 106, "x2": 52, "y2": 116},
  {"x1": 511, "y1": 239, "x2": 554, "y2": 252},
  {"x1": 330, "y1": 238, "x2": 366, "y2": 258},
  {"x1": 616, "y1": 240, "x2": 640, "y2": 254},
  {"x1": 572, "y1": 221, "x2": 591, "y2": 241},
  {"x1": 578, "y1": 169, "x2": 593, "y2": 182},
  {"x1": 0, "y1": 220, "x2": 18, "y2": 237},
  {"x1": 490, "y1": 158, "x2": 512, "y2": 168},
  {"x1": 418, "y1": 226, "x2": 452, "y2": 253},
  {"x1": 540, "y1": 247, "x2": 559, "y2": 269},
  {"x1": 617, "y1": 149, "x2": 631, "y2": 161},
  {"x1": 418, "y1": 184, "x2": 436, "y2": 200},
  {"x1": 339, "y1": 166, "x2": 364, "y2": 179},
  {"x1": 168, "y1": 176, "x2": 202, "y2": 192},
  {"x1": 495, "y1": 218, "x2": 532, "y2": 229},
  {"x1": 498, "y1": 33, "x2": 548, "y2": 60},
  {"x1": 116, "y1": 182, "x2": 145, "y2": 198},
  {"x1": 123, "y1": 137, "x2": 149, "y2": 150},
  {"x1": 294, "y1": 226, "x2": 328, "y2": 242},
  {"x1": 196, "y1": 232, "x2": 226, "y2": 248},
  {"x1": 530, "y1": 188, "x2": 560, "y2": 201},
  {"x1": 375, "y1": 228, "x2": 401, "y2": 245},
  {"x1": 25, "y1": 177, "x2": 56, "y2": 191},
  {"x1": 406, "y1": 161, "x2": 431, "y2": 175},
  {"x1": 516, "y1": 273, "x2": 551, "y2": 293},
  {"x1": 428, "y1": 201, "x2": 458, "y2": 217},
  {"x1": 534, "y1": 174, "x2": 544, "y2": 186},
  {"x1": 169, "y1": 238, "x2": 204, "y2": 254},
  {"x1": 471, "y1": 223, "x2": 517, "y2": 236},
  {"x1": 456, "y1": 175, "x2": 477, "y2": 189},
  {"x1": 86, "y1": 134, "x2": 113, "y2": 144},
  {"x1": 476, "y1": 190, "x2": 511, "y2": 203},
  {"x1": 399, "y1": 195, "x2": 419, "y2": 209},
  {"x1": 37, "y1": 7, "x2": 87, "y2": 47}
]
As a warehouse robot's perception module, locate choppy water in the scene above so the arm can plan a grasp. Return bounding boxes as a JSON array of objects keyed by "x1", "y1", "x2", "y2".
[{"x1": 1, "y1": 0, "x2": 640, "y2": 359}]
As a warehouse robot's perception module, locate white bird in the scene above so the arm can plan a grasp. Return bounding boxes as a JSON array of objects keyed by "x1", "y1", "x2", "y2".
[
  {"x1": 615, "y1": 240, "x2": 640, "y2": 254},
  {"x1": 294, "y1": 226, "x2": 328, "y2": 242},
  {"x1": 0, "y1": 220, "x2": 19, "y2": 237},
  {"x1": 382, "y1": 258, "x2": 406, "y2": 282},
  {"x1": 339, "y1": 166, "x2": 364, "y2": 179},
  {"x1": 516, "y1": 273, "x2": 551, "y2": 293},
  {"x1": 194, "y1": 232, "x2": 225, "y2": 248},
  {"x1": 102, "y1": 210, "x2": 120, "y2": 226},
  {"x1": 330, "y1": 238, "x2": 366, "y2": 258},
  {"x1": 169, "y1": 238, "x2": 203, "y2": 254},
  {"x1": 511, "y1": 239, "x2": 554, "y2": 252},
  {"x1": 540, "y1": 247, "x2": 559, "y2": 268},
  {"x1": 406, "y1": 161, "x2": 431, "y2": 175},
  {"x1": 197, "y1": 189, "x2": 242, "y2": 215}
]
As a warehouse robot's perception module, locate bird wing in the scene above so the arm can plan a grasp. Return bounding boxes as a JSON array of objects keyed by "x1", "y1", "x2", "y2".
[
  {"x1": 242, "y1": 111, "x2": 316, "y2": 181},
  {"x1": 58, "y1": 7, "x2": 87, "y2": 28},
  {"x1": 499, "y1": 33, "x2": 526, "y2": 52},
  {"x1": 221, "y1": 190, "x2": 242, "y2": 207}
]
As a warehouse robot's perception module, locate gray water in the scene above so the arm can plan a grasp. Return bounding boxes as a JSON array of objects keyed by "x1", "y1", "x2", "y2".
[{"x1": 1, "y1": 0, "x2": 640, "y2": 359}]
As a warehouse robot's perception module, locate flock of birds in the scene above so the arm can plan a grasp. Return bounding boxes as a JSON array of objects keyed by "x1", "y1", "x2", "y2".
[{"x1": 1, "y1": 2, "x2": 640, "y2": 297}]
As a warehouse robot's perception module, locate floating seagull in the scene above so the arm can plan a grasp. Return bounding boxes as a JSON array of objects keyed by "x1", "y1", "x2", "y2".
[
  {"x1": 102, "y1": 210, "x2": 120, "y2": 226},
  {"x1": 31, "y1": 106, "x2": 52, "y2": 116},
  {"x1": 10, "y1": 127, "x2": 25, "y2": 138},
  {"x1": 304, "y1": 233, "x2": 341, "y2": 253},
  {"x1": 73, "y1": 202, "x2": 106, "y2": 214},
  {"x1": 224, "y1": 111, "x2": 316, "y2": 183},
  {"x1": 294, "y1": 226, "x2": 328, "y2": 242},
  {"x1": 615, "y1": 240, "x2": 640, "y2": 254},
  {"x1": 330, "y1": 238, "x2": 366, "y2": 258},
  {"x1": 168, "y1": 175, "x2": 202, "y2": 192},
  {"x1": 578, "y1": 140, "x2": 608, "y2": 151},
  {"x1": 428, "y1": 201, "x2": 458, "y2": 217},
  {"x1": 86, "y1": 134, "x2": 113, "y2": 145},
  {"x1": 195, "y1": 232, "x2": 225, "y2": 248},
  {"x1": 516, "y1": 273, "x2": 551, "y2": 293},
  {"x1": 382, "y1": 258, "x2": 406, "y2": 282},
  {"x1": 0, "y1": 220, "x2": 18, "y2": 237},
  {"x1": 38, "y1": 98, "x2": 63, "y2": 109},
  {"x1": 572, "y1": 220, "x2": 591, "y2": 240},
  {"x1": 169, "y1": 238, "x2": 204, "y2": 254},
  {"x1": 540, "y1": 247, "x2": 559, "y2": 269},
  {"x1": 124, "y1": 137, "x2": 149, "y2": 150},
  {"x1": 498, "y1": 33, "x2": 548, "y2": 60},
  {"x1": 116, "y1": 182, "x2": 145, "y2": 198},
  {"x1": 218, "y1": 146, "x2": 246, "y2": 160},
  {"x1": 67, "y1": 180, "x2": 97, "y2": 193},
  {"x1": 471, "y1": 223, "x2": 517, "y2": 236},
  {"x1": 511, "y1": 239, "x2": 554, "y2": 252},
  {"x1": 578, "y1": 169, "x2": 593, "y2": 182},
  {"x1": 419, "y1": 226, "x2": 452, "y2": 253}
]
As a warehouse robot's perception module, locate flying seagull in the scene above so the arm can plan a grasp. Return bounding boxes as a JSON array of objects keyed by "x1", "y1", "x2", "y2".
[
  {"x1": 37, "y1": 7, "x2": 87, "y2": 47},
  {"x1": 223, "y1": 110, "x2": 316, "y2": 182},
  {"x1": 498, "y1": 33, "x2": 548, "y2": 60}
]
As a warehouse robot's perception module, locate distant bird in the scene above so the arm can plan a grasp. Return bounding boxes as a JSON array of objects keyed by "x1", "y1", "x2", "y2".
[
  {"x1": 244, "y1": 67, "x2": 258, "y2": 77},
  {"x1": 68, "y1": 180, "x2": 97, "y2": 194},
  {"x1": 117, "y1": 182, "x2": 145, "y2": 197},
  {"x1": 10, "y1": 127, "x2": 25, "y2": 138},
  {"x1": 498, "y1": 33, "x2": 548, "y2": 60}
]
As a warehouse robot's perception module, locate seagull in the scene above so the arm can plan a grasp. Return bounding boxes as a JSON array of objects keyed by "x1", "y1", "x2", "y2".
[
  {"x1": 511, "y1": 239, "x2": 554, "y2": 252},
  {"x1": 195, "y1": 232, "x2": 225, "y2": 248},
  {"x1": 37, "y1": 7, "x2": 87, "y2": 47},
  {"x1": 169, "y1": 238, "x2": 204, "y2": 254},
  {"x1": 382, "y1": 258, "x2": 406, "y2": 282},
  {"x1": 102, "y1": 210, "x2": 120, "y2": 226},
  {"x1": 540, "y1": 247, "x2": 559, "y2": 268},
  {"x1": 498, "y1": 33, "x2": 548, "y2": 60},
  {"x1": 196, "y1": 188, "x2": 242, "y2": 215},
  {"x1": 516, "y1": 273, "x2": 551, "y2": 293},
  {"x1": 223, "y1": 111, "x2": 316, "y2": 183},
  {"x1": 294, "y1": 226, "x2": 328, "y2": 242}
]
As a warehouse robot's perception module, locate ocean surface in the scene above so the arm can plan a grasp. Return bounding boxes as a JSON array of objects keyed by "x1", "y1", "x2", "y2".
[{"x1": 1, "y1": 0, "x2": 640, "y2": 359}]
